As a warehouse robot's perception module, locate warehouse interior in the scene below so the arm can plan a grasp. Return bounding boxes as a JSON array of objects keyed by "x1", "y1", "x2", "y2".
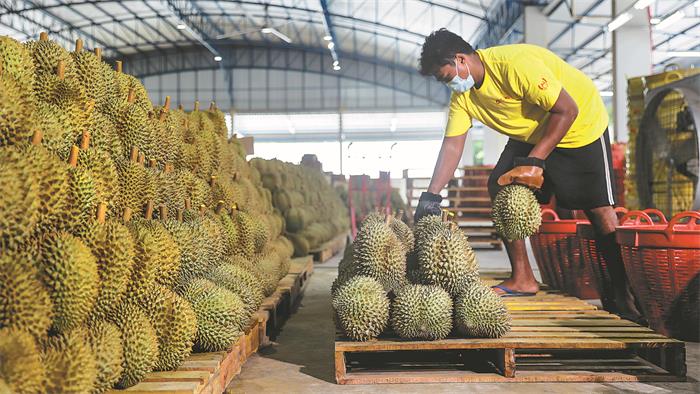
[{"x1": 0, "y1": 0, "x2": 699, "y2": 393}]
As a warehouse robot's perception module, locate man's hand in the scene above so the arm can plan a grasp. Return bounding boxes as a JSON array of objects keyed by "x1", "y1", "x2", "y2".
[
  {"x1": 414, "y1": 192, "x2": 443, "y2": 223},
  {"x1": 497, "y1": 157, "x2": 545, "y2": 189}
]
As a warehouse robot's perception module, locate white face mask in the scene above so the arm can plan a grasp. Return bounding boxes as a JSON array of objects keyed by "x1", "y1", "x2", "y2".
[{"x1": 446, "y1": 59, "x2": 475, "y2": 93}]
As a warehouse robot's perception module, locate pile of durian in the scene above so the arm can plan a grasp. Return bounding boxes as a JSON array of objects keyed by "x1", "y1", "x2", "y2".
[
  {"x1": 331, "y1": 211, "x2": 511, "y2": 341},
  {"x1": 0, "y1": 33, "x2": 294, "y2": 393},
  {"x1": 251, "y1": 158, "x2": 349, "y2": 256}
]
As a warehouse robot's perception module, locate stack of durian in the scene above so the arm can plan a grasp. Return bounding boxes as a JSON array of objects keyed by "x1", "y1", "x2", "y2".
[
  {"x1": 331, "y1": 211, "x2": 511, "y2": 341},
  {"x1": 0, "y1": 33, "x2": 294, "y2": 393},
  {"x1": 251, "y1": 158, "x2": 349, "y2": 256}
]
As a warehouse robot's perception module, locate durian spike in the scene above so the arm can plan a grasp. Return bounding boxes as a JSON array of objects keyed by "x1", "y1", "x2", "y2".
[
  {"x1": 80, "y1": 131, "x2": 91, "y2": 150},
  {"x1": 39, "y1": 32, "x2": 48, "y2": 41},
  {"x1": 96, "y1": 203, "x2": 107, "y2": 224},
  {"x1": 440, "y1": 210, "x2": 449, "y2": 222},
  {"x1": 176, "y1": 208, "x2": 184, "y2": 222},
  {"x1": 94, "y1": 48, "x2": 102, "y2": 62},
  {"x1": 158, "y1": 109, "x2": 167, "y2": 122},
  {"x1": 209, "y1": 175, "x2": 216, "y2": 187},
  {"x1": 194, "y1": 101, "x2": 200, "y2": 111},
  {"x1": 148, "y1": 159, "x2": 156, "y2": 168},
  {"x1": 129, "y1": 146, "x2": 139, "y2": 162},
  {"x1": 116, "y1": 60, "x2": 123, "y2": 73},
  {"x1": 209, "y1": 102, "x2": 215, "y2": 111},
  {"x1": 159, "y1": 205, "x2": 168, "y2": 221},
  {"x1": 178, "y1": 104, "x2": 184, "y2": 111},
  {"x1": 56, "y1": 60, "x2": 65, "y2": 80},
  {"x1": 137, "y1": 152, "x2": 145, "y2": 165},
  {"x1": 31, "y1": 130, "x2": 43, "y2": 145},
  {"x1": 164, "y1": 96, "x2": 171, "y2": 111},
  {"x1": 68, "y1": 146, "x2": 79, "y2": 167},
  {"x1": 215, "y1": 201, "x2": 225, "y2": 214},
  {"x1": 127, "y1": 88, "x2": 136, "y2": 103},
  {"x1": 198, "y1": 204, "x2": 206, "y2": 216},
  {"x1": 384, "y1": 214, "x2": 392, "y2": 225},
  {"x1": 145, "y1": 201, "x2": 154, "y2": 220},
  {"x1": 163, "y1": 163, "x2": 172, "y2": 173},
  {"x1": 184, "y1": 198, "x2": 191, "y2": 210},
  {"x1": 75, "y1": 38, "x2": 83, "y2": 53},
  {"x1": 123, "y1": 207, "x2": 133, "y2": 223}
]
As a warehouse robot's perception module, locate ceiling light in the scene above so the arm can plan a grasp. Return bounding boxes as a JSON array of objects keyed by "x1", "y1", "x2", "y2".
[
  {"x1": 323, "y1": 35, "x2": 332, "y2": 41},
  {"x1": 655, "y1": 10, "x2": 685, "y2": 30},
  {"x1": 607, "y1": 12, "x2": 633, "y2": 32},
  {"x1": 214, "y1": 56, "x2": 222, "y2": 62},
  {"x1": 657, "y1": 50, "x2": 700, "y2": 58},
  {"x1": 333, "y1": 65, "x2": 341, "y2": 71},
  {"x1": 633, "y1": 0, "x2": 654, "y2": 10},
  {"x1": 176, "y1": 23, "x2": 187, "y2": 30},
  {"x1": 600, "y1": 91, "x2": 614, "y2": 97},
  {"x1": 333, "y1": 60, "x2": 339, "y2": 66},
  {"x1": 327, "y1": 42, "x2": 335, "y2": 50},
  {"x1": 650, "y1": 17, "x2": 661, "y2": 24},
  {"x1": 261, "y1": 27, "x2": 272, "y2": 34}
]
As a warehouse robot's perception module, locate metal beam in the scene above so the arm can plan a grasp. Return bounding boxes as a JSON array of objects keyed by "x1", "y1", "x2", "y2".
[
  {"x1": 319, "y1": 0, "x2": 339, "y2": 65},
  {"x1": 162, "y1": 0, "x2": 222, "y2": 58}
]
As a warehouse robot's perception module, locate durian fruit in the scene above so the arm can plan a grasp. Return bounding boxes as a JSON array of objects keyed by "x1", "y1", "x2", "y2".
[
  {"x1": 87, "y1": 111, "x2": 123, "y2": 160},
  {"x1": 87, "y1": 320, "x2": 123, "y2": 394},
  {"x1": 0, "y1": 252, "x2": 53, "y2": 337},
  {"x1": 182, "y1": 279, "x2": 247, "y2": 352},
  {"x1": 108, "y1": 89, "x2": 152, "y2": 161},
  {"x1": 80, "y1": 209, "x2": 135, "y2": 320},
  {"x1": 454, "y1": 281, "x2": 511, "y2": 338},
  {"x1": 38, "y1": 232, "x2": 99, "y2": 333},
  {"x1": 41, "y1": 327, "x2": 97, "y2": 394},
  {"x1": 127, "y1": 219, "x2": 181, "y2": 300},
  {"x1": 108, "y1": 303, "x2": 159, "y2": 389},
  {"x1": 71, "y1": 40, "x2": 111, "y2": 110},
  {"x1": 113, "y1": 67, "x2": 152, "y2": 113},
  {"x1": 66, "y1": 147, "x2": 98, "y2": 235},
  {"x1": 390, "y1": 284, "x2": 453, "y2": 340},
  {"x1": 137, "y1": 285, "x2": 196, "y2": 372},
  {"x1": 332, "y1": 276, "x2": 389, "y2": 341},
  {"x1": 255, "y1": 253, "x2": 283, "y2": 297},
  {"x1": 216, "y1": 209, "x2": 239, "y2": 256},
  {"x1": 0, "y1": 36, "x2": 35, "y2": 98},
  {"x1": 25, "y1": 33, "x2": 77, "y2": 80},
  {"x1": 77, "y1": 147, "x2": 119, "y2": 213},
  {"x1": 0, "y1": 146, "x2": 41, "y2": 248},
  {"x1": 34, "y1": 60, "x2": 86, "y2": 108},
  {"x1": 414, "y1": 214, "x2": 479, "y2": 297},
  {"x1": 176, "y1": 169, "x2": 212, "y2": 208},
  {"x1": 388, "y1": 211, "x2": 414, "y2": 254},
  {"x1": 153, "y1": 169, "x2": 185, "y2": 218},
  {"x1": 352, "y1": 216, "x2": 406, "y2": 291},
  {"x1": 163, "y1": 218, "x2": 211, "y2": 290},
  {"x1": 231, "y1": 207, "x2": 256, "y2": 258},
  {"x1": 208, "y1": 261, "x2": 264, "y2": 316},
  {"x1": 114, "y1": 155, "x2": 147, "y2": 215},
  {"x1": 0, "y1": 65, "x2": 35, "y2": 147},
  {"x1": 0, "y1": 328, "x2": 45, "y2": 394},
  {"x1": 492, "y1": 184, "x2": 542, "y2": 241}
]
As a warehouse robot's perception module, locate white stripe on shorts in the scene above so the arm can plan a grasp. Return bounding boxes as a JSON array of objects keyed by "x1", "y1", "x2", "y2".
[{"x1": 599, "y1": 133, "x2": 615, "y2": 205}]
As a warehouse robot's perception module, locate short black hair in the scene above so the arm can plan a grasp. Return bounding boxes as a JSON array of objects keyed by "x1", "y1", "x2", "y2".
[{"x1": 419, "y1": 28, "x2": 475, "y2": 76}]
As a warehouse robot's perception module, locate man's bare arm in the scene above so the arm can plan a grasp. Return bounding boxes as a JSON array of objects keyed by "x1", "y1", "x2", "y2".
[
  {"x1": 528, "y1": 88, "x2": 578, "y2": 160},
  {"x1": 427, "y1": 133, "x2": 468, "y2": 194}
]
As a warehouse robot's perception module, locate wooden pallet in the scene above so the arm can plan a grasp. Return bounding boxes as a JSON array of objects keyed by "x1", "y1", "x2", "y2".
[
  {"x1": 335, "y1": 286, "x2": 686, "y2": 384},
  {"x1": 310, "y1": 232, "x2": 348, "y2": 263},
  {"x1": 109, "y1": 256, "x2": 314, "y2": 393}
]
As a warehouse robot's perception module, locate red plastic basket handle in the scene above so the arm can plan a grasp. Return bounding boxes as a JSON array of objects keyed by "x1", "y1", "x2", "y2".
[
  {"x1": 642, "y1": 208, "x2": 668, "y2": 224},
  {"x1": 540, "y1": 208, "x2": 559, "y2": 221},
  {"x1": 619, "y1": 210, "x2": 655, "y2": 226},
  {"x1": 614, "y1": 207, "x2": 629, "y2": 222},
  {"x1": 665, "y1": 211, "x2": 700, "y2": 239}
]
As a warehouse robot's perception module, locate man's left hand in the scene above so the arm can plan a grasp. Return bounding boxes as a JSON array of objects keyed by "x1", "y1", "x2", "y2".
[{"x1": 497, "y1": 157, "x2": 545, "y2": 189}]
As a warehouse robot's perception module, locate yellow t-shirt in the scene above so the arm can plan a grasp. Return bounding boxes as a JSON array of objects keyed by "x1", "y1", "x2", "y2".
[{"x1": 444, "y1": 44, "x2": 608, "y2": 148}]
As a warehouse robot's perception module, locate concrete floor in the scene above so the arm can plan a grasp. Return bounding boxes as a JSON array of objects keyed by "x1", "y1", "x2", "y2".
[{"x1": 228, "y1": 249, "x2": 700, "y2": 394}]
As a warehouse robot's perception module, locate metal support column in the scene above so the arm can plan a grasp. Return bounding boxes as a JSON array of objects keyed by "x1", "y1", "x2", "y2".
[
  {"x1": 523, "y1": 5, "x2": 548, "y2": 46},
  {"x1": 339, "y1": 110, "x2": 344, "y2": 175},
  {"x1": 612, "y1": 0, "x2": 652, "y2": 143}
]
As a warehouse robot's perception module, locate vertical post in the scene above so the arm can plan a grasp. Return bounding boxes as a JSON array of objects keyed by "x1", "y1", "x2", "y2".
[
  {"x1": 338, "y1": 110, "x2": 344, "y2": 175},
  {"x1": 612, "y1": 0, "x2": 652, "y2": 143},
  {"x1": 523, "y1": 6, "x2": 548, "y2": 46}
]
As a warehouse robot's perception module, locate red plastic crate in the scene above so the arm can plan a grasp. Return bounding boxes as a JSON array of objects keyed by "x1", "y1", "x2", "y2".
[
  {"x1": 617, "y1": 210, "x2": 700, "y2": 340},
  {"x1": 529, "y1": 209, "x2": 600, "y2": 299},
  {"x1": 576, "y1": 207, "x2": 630, "y2": 311}
]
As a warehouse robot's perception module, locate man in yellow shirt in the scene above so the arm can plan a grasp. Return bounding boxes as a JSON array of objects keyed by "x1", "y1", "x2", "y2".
[{"x1": 414, "y1": 29, "x2": 640, "y2": 319}]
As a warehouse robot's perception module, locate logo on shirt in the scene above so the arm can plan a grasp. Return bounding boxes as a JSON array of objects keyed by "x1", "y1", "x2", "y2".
[
  {"x1": 495, "y1": 95, "x2": 512, "y2": 105},
  {"x1": 538, "y1": 77, "x2": 549, "y2": 90}
]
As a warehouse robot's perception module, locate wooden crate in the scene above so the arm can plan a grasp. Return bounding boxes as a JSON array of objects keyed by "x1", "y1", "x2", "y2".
[
  {"x1": 335, "y1": 288, "x2": 686, "y2": 384},
  {"x1": 109, "y1": 256, "x2": 315, "y2": 393},
  {"x1": 310, "y1": 232, "x2": 348, "y2": 263}
]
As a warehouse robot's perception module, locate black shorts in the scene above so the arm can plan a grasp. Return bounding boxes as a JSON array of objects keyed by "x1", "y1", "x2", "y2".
[{"x1": 487, "y1": 128, "x2": 617, "y2": 210}]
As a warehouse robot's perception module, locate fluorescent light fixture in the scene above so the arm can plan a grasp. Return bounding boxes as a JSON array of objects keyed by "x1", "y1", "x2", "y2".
[
  {"x1": 657, "y1": 50, "x2": 700, "y2": 58},
  {"x1": 655, "y1": 10, "x2": 685, "y2": 30},
  {"x1": 633, "y1": 0, "x2": 654, "y2": 9},
  {"x1": 261, "y1": 27, "x2": 272, "y2": 34},
  {"x1": 333, "y1": 60, "x2": 339, "y2": 66},
  {"x1": 650, "y1": 17, "x2": 661, "y2": 24},
  {"x1": 176, "y1": 23, "x2": 187, "y2": 30},
  {"x1": 333, "y1": 65, "x2": 341, "y2": 71},
  {"x1": 261, "y1": 27, "x2": 292, "y2": 43},
  {"x1": 600, "y1": 91, "x2": 614, "y2": 97},
  {"x1": 327, "y1": 42, "x2": 335, "y2": 49},
  {"x1": 390, "y1": 117, "x2": 398, "y2": 132},
  {"x1": 214, "y1": 56, "x2": 222, "y2": 62},
  {"x1": 323, "y1": 35, "x2": 332, "y2": 41},
  {"x1": 607, "y1": 12, "x2": 633, "y2": 32}
]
